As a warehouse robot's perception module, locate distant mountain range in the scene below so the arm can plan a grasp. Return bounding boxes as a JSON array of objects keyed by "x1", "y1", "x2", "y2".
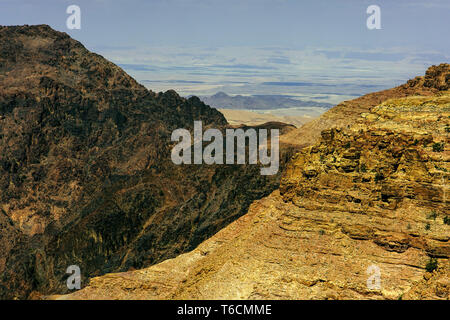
[{"x1": 198, "y1": 92, "x2": 333, "y2": 110}]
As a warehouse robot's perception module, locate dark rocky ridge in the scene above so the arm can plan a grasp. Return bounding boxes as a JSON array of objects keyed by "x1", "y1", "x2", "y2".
[{"x1": 0, "y1": 25, "x2": 297, "y2": 299}]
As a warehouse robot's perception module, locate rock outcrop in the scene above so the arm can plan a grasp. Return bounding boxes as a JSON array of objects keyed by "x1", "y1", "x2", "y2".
[
  {"x1": 59, "y1": 66, "x2": 449, "y2": 300},
  {"x1": 0, "y1": 25, "x2": 298, "y2": 299},
  {"x1": 281, "y1": 63, "x2": 450, "y2": 148}
]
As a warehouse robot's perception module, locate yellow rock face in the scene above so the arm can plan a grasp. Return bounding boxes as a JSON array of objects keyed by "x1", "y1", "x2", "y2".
[{"x1": 56, "y1": 72, "x2": 450, "y2": 301}]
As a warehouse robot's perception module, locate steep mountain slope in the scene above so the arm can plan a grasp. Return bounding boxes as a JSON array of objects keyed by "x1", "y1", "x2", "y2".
[
  {"x1": 0, "y1": 25, "x2": 297, "y2": 299},
  {"x1": 60, "y1": 65, "x2": 449, "y2": 300},
  {"x1": 281, "y1": 64, "x2": 450, "y2": 148}
]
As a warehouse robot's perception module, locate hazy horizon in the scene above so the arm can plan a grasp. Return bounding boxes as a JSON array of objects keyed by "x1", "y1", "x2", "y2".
[{"x1": 1, "y1": 0, "x2": 449, "y2": 104}]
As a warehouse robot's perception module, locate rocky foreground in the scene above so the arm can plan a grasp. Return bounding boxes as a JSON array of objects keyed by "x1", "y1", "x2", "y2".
[
  {"x1": 0, "y1": 25, "x2": 298, "y2": 299},
  {"x1": 58, "y1": 65, "x2": 449, "y2": 300}
]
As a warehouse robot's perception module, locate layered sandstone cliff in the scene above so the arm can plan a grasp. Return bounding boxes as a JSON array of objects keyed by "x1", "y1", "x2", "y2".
[{"x1": 59, "y1": 65, "x2": 449, "y2": 300}]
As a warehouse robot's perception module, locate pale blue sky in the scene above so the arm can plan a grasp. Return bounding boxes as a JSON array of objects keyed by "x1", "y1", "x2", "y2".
[{"x1": 1, "y1": 0, "x2": 449, "y2": 101}]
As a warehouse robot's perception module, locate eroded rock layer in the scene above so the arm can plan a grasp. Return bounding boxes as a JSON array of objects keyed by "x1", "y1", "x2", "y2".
[{"x1": 60, "y1": 67, "x2": 449, "y2": 300}]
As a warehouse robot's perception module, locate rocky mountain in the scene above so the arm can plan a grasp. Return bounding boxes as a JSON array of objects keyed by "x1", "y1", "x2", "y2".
[
  {"x1": 59, "y1": 64, "x2": 449, "y2": 300},
  {"x1": 199, "y1": 92, "x2": 332, "y2": 110},
  {"x1": 281, "y1": 64, "x2": 450, "y2": 148},
  {"x1": 0, "y1": 25, "x2": 299, "y2": 299}
]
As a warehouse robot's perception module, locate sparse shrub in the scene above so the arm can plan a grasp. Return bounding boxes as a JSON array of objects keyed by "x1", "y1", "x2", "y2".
[
  {"x1": 435, "y1": 165, "x2": 448, "y2": 172},
  {"x1": 425, "y1": 258, "x2": 438, "y2": 273},
  {"x1": 374, "y1": 172, "x2": 384, "y2": 182},
  {"x1": 343, "y1": 142, "x2": 351, "y2": 149},
  {"x1": 444, "y1": 216, "x2": 450, "y2": 225},
  {"x1": 425, "y1": 223, "x2": 431, "y2": 230},
  {"x1": 432, "y1": 142, "x2": 444, "y2": 152},
  {"x1": 427, "y1": 211, "x2": 438, "y2": 220},
  {"x1": 360, "y1": 163, "x2": 367, "y2": 173}
]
